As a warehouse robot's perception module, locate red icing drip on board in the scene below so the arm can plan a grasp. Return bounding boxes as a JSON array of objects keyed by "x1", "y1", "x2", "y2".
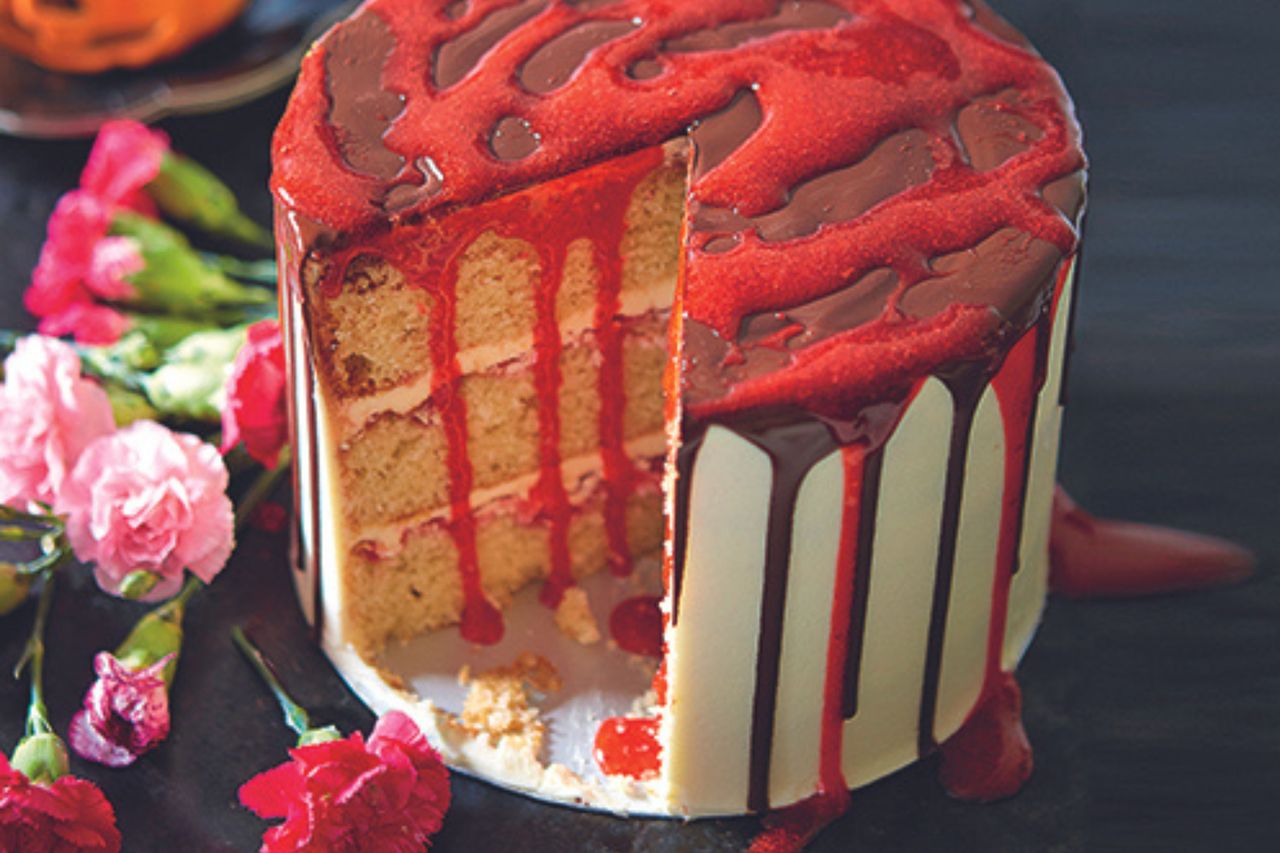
[
  {"x1": 937, "y1": 670, "x2": 1033, "y2": 801},
  {"x1": 609, "y1": 595, "x2": 664, "y2": 658},
  {"x1": 1049, "y1": 487, "x2": 1255, "y2": 598},
  {"x1": 593, "y1": 716, "x2": 661, "y2": 779},
  {"x1": 275, "y1": 0, "x2": 1085, "y2": 419}
]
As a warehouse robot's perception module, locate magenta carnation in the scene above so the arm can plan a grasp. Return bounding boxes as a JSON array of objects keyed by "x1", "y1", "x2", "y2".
[
  {"x1": 220, "y1": 320, "x2": 288, "y2": 468},
  {"x1": 57, "y1": 420, "x2": 234, "y2": 601},
  {"x1": 240, "y1": 711, "x2": 451, "y2": 853},
  {"x1": 68, "y1": 653, "x2": 173, "y2": 769},
  {"x1": 80, "y1": 120, "x2": 168, "y2": 215},
  {"x1": 0, "y1": 754, "x2": 121, "y2": 852},
  {"x1": 24, "y1": 190, "x2": 134, "y2": 346},
  {"x1": 0, "y1": 336, "x2": 116, "y2": 509}
]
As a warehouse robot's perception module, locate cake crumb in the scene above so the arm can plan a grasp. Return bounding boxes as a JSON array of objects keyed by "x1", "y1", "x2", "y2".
[
  {"x1": 457, "y1": 653, "x2": 562, "y2": 750},
  {"x1": 554, "y1": 587, "x2": 601, "y2": 645}
]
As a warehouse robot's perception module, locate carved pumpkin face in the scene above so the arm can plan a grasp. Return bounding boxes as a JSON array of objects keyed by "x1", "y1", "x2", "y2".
[{"x1": 0, "y1": 0, "x2": 249, "y2": 73}]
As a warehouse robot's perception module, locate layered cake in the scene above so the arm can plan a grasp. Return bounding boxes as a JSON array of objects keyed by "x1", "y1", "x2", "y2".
[{"x1": 274, "y1": 0, "x2": 1086, "y2": 818}]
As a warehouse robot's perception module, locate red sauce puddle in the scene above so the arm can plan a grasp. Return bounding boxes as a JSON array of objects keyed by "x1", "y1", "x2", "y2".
[
  {"x1": 609, "y1": 595, "x2": 664, "y2": 658},
  {"x1": 593, "y1": 716, "x2": 660, "y2": 779}
]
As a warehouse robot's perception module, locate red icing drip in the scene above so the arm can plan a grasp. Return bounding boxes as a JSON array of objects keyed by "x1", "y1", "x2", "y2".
[
  {"x1": 531, "y1": 241, "x2": 575, "y2": 610},
  {"x1": 430, "y1": 247, "x2": 503, "y2": 646},
  {"x1": 609, "y1": 595, "x2": 664, "y2": 658},
  {"x1": 593, "y1": 716, "x2": 661, "y2": 779},
  {"x1": 1049, "y1": 487, "x2": 1255, "y2": 598},
  {"x1": 650, "y1": 656, "x2": 668, "y2": 705},
  {"x1": 592, "y1": 180, "x2": 645, "y2": 579},
  {"x1": 937, "y1": 670, "x2": 1032, "y2": 802}
]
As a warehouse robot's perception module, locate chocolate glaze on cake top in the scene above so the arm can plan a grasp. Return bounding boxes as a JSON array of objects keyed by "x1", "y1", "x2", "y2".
[{"x1": 274, "y1": 0, "x2": 1085, "y2": 418}]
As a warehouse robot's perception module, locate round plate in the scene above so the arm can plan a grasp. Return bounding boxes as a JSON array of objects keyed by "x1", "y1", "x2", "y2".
[{"x1": 0, "y1": 0, "x2": 355, "y2": 139}]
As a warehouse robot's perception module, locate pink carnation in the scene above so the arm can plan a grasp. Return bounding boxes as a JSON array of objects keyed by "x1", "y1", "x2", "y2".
[
  {"x1": 58, "y1": 420, "x2": 234, "y2": 601},
  {"x1": 80, "y1": 120, "x2": 169, "y2": 215},
  {"x1": 221, "y1": 320, "x2": 288, "y2": 468},
  {"x1": 240, "y1": 711, "x2": 451, "y2": 853},
  {"x1": 25, "y1": 190, "x2": 134, "y2": 346},
  {"x1": 69, "y1": 653, "x2": 173, "y2": 769},
  {"x1": 0, "y1": 336, "x2": 116, "y2": 509}
]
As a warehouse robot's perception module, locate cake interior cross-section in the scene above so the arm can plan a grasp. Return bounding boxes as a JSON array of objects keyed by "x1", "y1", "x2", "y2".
[{"x1": 273, "y1": 0, "x2": 1086, "y2": 817}]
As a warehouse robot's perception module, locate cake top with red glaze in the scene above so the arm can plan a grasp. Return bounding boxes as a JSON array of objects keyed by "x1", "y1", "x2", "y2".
[{"x1": 274, "y1": 0, "x2": 1085, "y2": 420}]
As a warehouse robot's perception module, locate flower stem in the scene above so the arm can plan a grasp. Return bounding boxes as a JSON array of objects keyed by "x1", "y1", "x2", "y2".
[
  {"x1": 231, "y1": 626, "x2": 312, "y2": 739},
  {"x1": 18, "y1": 573, "x2": 56, "y2": 737},
  {"x1": 201, "y1": 254, "x2": 279, "y2": 286},
  {"x1": 153, "y1": 574, "x2": 203, "y2": 622},
  {"x1": 233, "y1": 448, "x2": 292, "y2": 532}
]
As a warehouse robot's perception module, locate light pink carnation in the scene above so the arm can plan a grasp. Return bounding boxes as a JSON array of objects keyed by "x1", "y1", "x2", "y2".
[
  {"x1": 0, "y1": 336, "x2": 116, "y2": 509},
  {"x1": 58, "y1": 420, "x2": 235, "y2": 601}
]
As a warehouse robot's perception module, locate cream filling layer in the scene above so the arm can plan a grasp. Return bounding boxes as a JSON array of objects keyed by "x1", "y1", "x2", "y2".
[
  {"x1": 339, "y1": 277, "x2": 676, "y2": 431},
  {"x1": 350, "y1": 431, "x2": 668, "y2": 557}
]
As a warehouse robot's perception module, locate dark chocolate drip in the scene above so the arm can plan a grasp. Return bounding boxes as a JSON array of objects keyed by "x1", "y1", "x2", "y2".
[
  {"x1": 688, "y1": 88, "x2": 763, "y2": 179},
  {"x1": 904, "y1": 229, "x2": 1063, "y2": 329},
  {"x1": 434, "y1": 0, "x2": 547, "y2": 89},
  {"x1": 955, "y1": 91, "x2": 1042, "y2": 173},
  {"x1": 324, "y1": 10, "x2": 406, "y2": 180},
  {"x1": 1008, "y1": 311, "x2": 1053, "y2": 576},
  {"x1": 692, "y1": 128, "x2": 934, "y2": 245},
  {"x1": 668, "y1": 426, "x2": 705, "y2": 627},
  {"x1": 841, "y1": 445, "x2": 885, "y2": 718},
  {"x1": 626, "y1": 57, "x2": 663, "y2": 79},
  {"x1": 917, "y1": 366, "x2": 988, "y2": 757},
  {"x1": 665, "y1": 0, "x2": 851, "y2": 54},
  {"x1": 520, "y1": 18, "x2": 639, "y2": 94},
  {"x1": 740, "y1": 415, "x2": 840, "y2": 813},
  {"x1": 490, "y1": 115, "x2": 542, "y2": 160},
  {"x1": 1058, "y1": 239, "x2": 1085, "y2": 406},
  {"x1": 383, "y1": 156, "x2": 446, "y2": 212}
]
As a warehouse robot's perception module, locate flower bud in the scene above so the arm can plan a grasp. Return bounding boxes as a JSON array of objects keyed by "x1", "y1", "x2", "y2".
[
  {"x1": 141, "y1": 325, "x2": 247, "y2": 422},
  {"x1": 108, "y1": 211, "x2": 274, "y2": 318},
  {"x1": 104, "y1": 385, "x2": 159, "y2": 428},
  {"x1": 116, "y1": 609, "x2": 185, "y2": 684},
  {"x1": 297, "y1": 725, "x2": 343, "y2": 747},
  {"x1": 11, "y1": 732, "x2": 69, "y2": 783},
  {"x1": 119, "y1": 570, "x2": 160, "y2": 600},
  {"x1": 149, "y1": 152, "x2": 273, "y2": 249},
  {"x1": 0, "y1": 562, "x2": 32, "y2": 615}
]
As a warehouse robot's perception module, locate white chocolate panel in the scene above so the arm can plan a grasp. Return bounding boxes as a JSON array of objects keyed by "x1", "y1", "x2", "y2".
[
  {"x1": 663, "y1": 426, "x2": 772, "y2": 814},
  {"x1": 768, "y1": 450, "x2": 844, "y2": 807},
  {"x1": 841, "y1": 377, "x2": 952, "y2": 788},
  {"x1": 933, "y1": 386, "x2": 1005, "y2": 742}
]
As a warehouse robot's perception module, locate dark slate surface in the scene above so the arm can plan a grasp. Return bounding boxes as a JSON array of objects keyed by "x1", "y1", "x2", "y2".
[{"x1": 0, "y1": 1, "x2": 1277, "y2": 849}]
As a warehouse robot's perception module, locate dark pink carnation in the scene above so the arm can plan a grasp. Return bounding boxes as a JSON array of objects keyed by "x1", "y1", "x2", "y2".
[
  {"x1": 69, "y1": 653, "x2": 173, "y2": 768},
  {"x1": 25, "y1": 190, "x2": 134, "y2": 346},
  {"x1": 80, "y1": 120, "x2": 168, "y2": 215},
  {"x1": 220, "y1": 320, "x2": 288, "y2": 468},
  {"x1": 0, "y1": 336, "x2": 116, "y2": 509},
  {"x1": 0, "y1": 754, "x2": 121, "y2": 852},
  {"x1": 57, "y1": 420, "x2": 234, "y2": 601},
  {"x1": 239, "y1": 711, "x2": 451, "y2": 853}
]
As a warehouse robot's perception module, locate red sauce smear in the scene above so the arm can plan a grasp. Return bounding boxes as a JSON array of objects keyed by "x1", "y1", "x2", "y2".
[
  {"x1": 748, "y1": 789, "x2": 851, "y2": 853},
  {"x1": 609, "y1": 595, "x2": 664, "y2": 658},
  {"x1": 1050, "y1": 487, "x2": 1255, "y2": 598},
  {"x1": 938, "y1": 670, "x2": 1032, "y2": 802},
  {"x1": 593, "y1": 716, "x2": 660, "y2": 779}
]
